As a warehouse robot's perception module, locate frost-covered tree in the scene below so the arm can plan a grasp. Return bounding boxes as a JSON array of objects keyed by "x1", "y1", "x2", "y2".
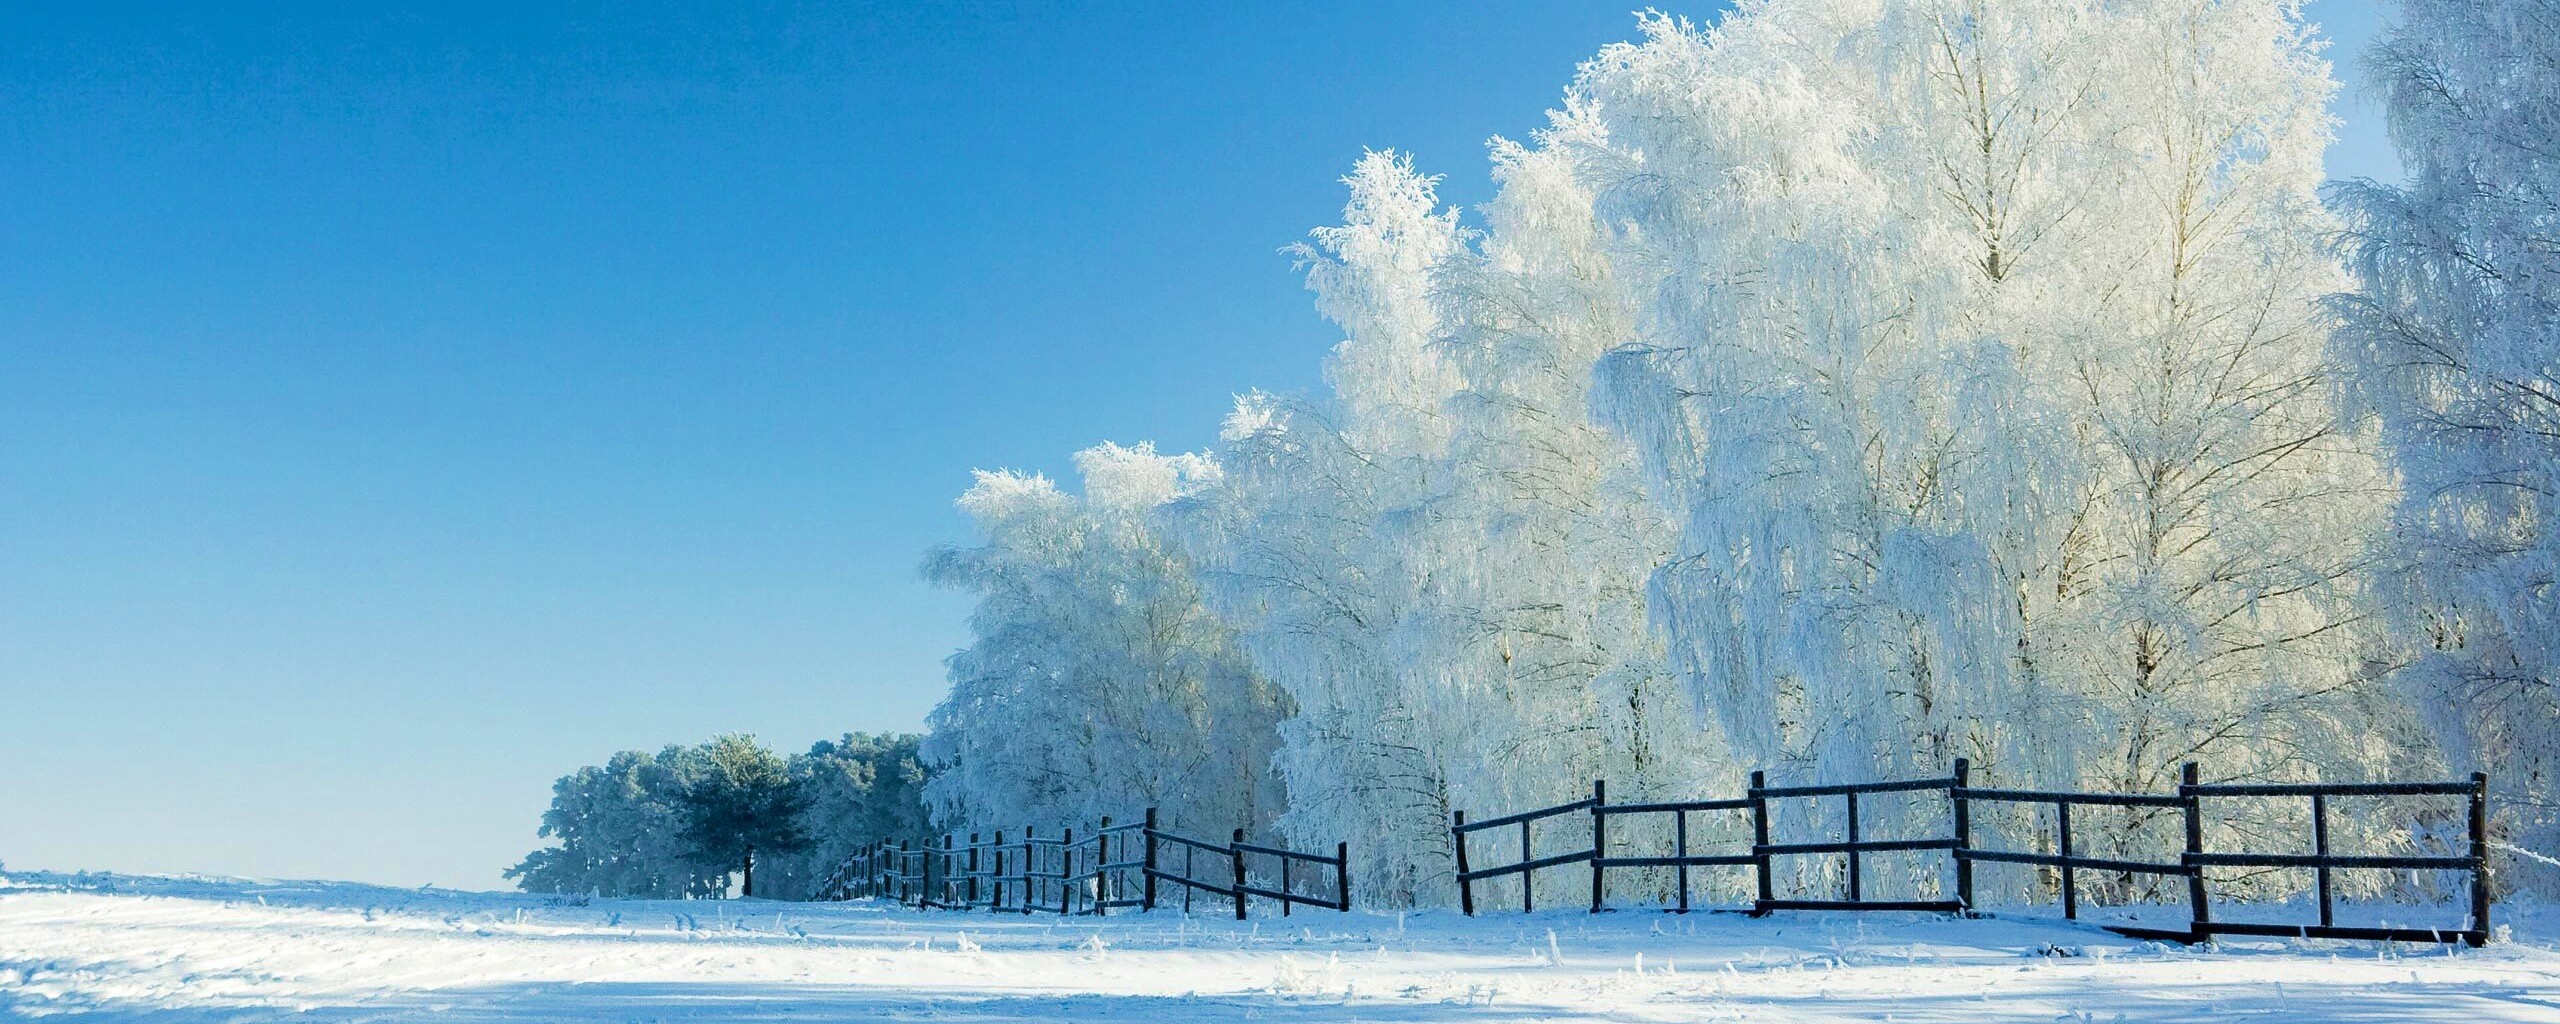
[
  {"x1": 510, "y1": 732, "x2": 931, "y2": 900},
  {"x1": 916, "y1": 1, "x2": 2435, "y2": 910},
  {"x1": 1181, "y1": 151, "x2": 1734, "y2": 907},
  {"x1": 921, "y1": 443, "x2": 1289, "y2": 837},
  {"x1": 1558, "y1": 1, "x2": 2398, "y2": 897},
  {"x1": 2332, "y1": 0, "x2": 2560, "y2": 893},
  {"x1": 508, "y1": 745, "x2": 723, "y2": 898},
  {"x1": 1175, "y1": 155, "x2": 1470, "y2": 905},
  {"x1": 1425, "y1": 137, "x2": 1739, "y2": 900},
  {"x1": 684, "y1": 734, "x2": 806, "y2": 897},
  {"x1": 763, "y1": 733, "x2": 933, "y2": 897}
]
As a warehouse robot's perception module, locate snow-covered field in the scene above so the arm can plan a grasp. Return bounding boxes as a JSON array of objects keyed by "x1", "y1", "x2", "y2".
[{"x1": 5, "y1": 872, "x2": 2558, "y2": 1022}]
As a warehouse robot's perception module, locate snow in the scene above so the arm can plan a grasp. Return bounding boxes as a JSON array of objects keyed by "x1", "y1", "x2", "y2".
[{"x1": 7, "y1": 872, "x2": 2558, "y2": 1021}]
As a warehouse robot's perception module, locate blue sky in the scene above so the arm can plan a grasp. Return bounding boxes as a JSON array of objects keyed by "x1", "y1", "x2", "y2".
[{"x1": 0, "y1": 1, "x2": 2399, "y2": 890}]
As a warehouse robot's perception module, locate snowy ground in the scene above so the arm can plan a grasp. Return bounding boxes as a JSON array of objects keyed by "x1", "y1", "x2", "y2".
[{"x1": 4, "y1": 872, "x2": 2559, "y2": 1022}]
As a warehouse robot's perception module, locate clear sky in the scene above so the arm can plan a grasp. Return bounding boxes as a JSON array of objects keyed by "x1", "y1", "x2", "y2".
[{"x1": 0, "y1": 1, "x2": 2399, "y2": 890}]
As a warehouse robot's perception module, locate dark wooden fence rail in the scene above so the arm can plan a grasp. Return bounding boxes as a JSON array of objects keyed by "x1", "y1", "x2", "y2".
[
  {"x1": 1591, "y1": 786, "x2": 1756, "y2": 914},
  {"x1": 816, "y1": 807, "x2": 1351, "y2": 920},
  {"x1": 1450, "y1": 787, "x2": 1599, "y2": 916},
  {"x1": 930, "y1": 832, "x2": 1001, "y2": 910},
  {"x1": 1949, "y1": 766, "x2": 2194, "y2": 942},
  {"x1": 2180, "y1": 769, "x2": 2488, "y2": 946},
  {"x1": 1144, "y1": 822, "x2": 1243, "y2": 917},
  {"x1": 813, "y1": 839, "x2": 926, "y2": 903},
  {"x1": 1749, "y1": 770, "x2": 1965, "y2": 914},
  {"x1": 1234, "y1": 836, "x2": 1352, "y2": 916},
  {"x1": 1083, "y1": 816, "x2": 1151, "y2": 914},
  {"x1": 1452, "y1": 760, "x2": 2494, "y2": 947}
]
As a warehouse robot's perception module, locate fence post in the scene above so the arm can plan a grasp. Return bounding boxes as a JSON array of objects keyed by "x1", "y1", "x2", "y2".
[
  {"x1": 968, "y1": 833, "x2": 982, "y2": 908},
  {"x1": 991, "y1": 829, "x2": 1006, "y2": 913},
  {"x1": 923, "y1": 836, "x2": 935, "y2": 907},
  {"x1": 1061, "y1": 826, "x2": 1076, "y2": 915},
  {"x1": 1021, "y1": 826, "x2": 1036, "y2": 916},
  {"x1": 2312, "y1": 794, "x2": 2332, "y2": 929},
  {"x1": 1590, "y1": 779, "x2": 1608, "y2": 913},
  {"x1": 898, "y1": 840, "x2": 913, "y2": 906},
  {"x1": 1281, "y1": 854, "x2": 1292, "y2": 918},
  {"x1": 1845, "y1": 790, "x2": 1862, "y2": 902},
  {"x1": 2180, "y1": 762, "x2": 2208, "y2": 943},
  {"x1": 930, "y1": 834, "x2": 945, "y2": 908},
  {"x1": 2056, "y1": 800, "x2": 2075, "y2": 920},
  {"x1": 1952, "y1": 758, "x2": 1973, "y2": 911},
  {"x1": 1230, "y1": 828, "x2": 1249, "y2": 921},
  {"x1": 2470, "y1": 771, "x2": 2491, "y2": 947},
  {"x1": 1519, "y1": 818, "x2": 1534, "y2": 913},
  {"x1": 1096, "y1": 817, "x2": 1112, "y2": 917},
  {"x1": 1335, "y1": 841, "x2": 1351, "y2": 912},
  {"x1": 1143, "y1": 808, "x2": 1160, "y2": 911},
  {"x1": 1674, "y1": 808, "x2": 1691, "y2": 914},
  {"x1": 1750, "y1": 770, "x2": 1773, "y2": 913},
  {"x1": 1452, "y1": 810, "x2": 1474, "y2": 916}
]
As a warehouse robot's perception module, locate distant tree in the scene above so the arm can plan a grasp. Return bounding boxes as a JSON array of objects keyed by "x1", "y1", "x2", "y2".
[
  {"x1": 510, "y1": 732, "x2": 931, "y2": 899},
  {"x1": 506, "y1": 746, "x2": 723, "y2": 898},
  {"x1": 759, "y1": 733, "x2": 933, "y2": 899},
  {"x1": 680, "y1": 734, "x2": 806, "y2": 898}
]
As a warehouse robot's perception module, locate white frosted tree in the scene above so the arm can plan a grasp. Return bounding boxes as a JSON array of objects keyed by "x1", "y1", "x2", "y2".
[
  {"x1": 911, "y1": 1, "x2": 2441, "y2": 912},
  {"x1": 2332, "y1": 0, "x2": 2560, "y2": 894},
  {"x1": 2021, "y1": 0, "x2": 2406, "y2": 845},
  {"x1": 1186, "y1": 148, "x2": 1737, "y2": 908},
  {"x1": 921, "y1": 443, "x2": 1289, "y2": 838},
  {"x1": 761, "y1": 733, "x2": 933, "y2": 900},
  {"x1": 1560, "y1": 2, "x2": 2400, "y2": 899},
  {"x1": 1429, "y1": 131, "x2": 1741, "y2": 901},
  {"x1": 508, "y1": 746, "x2": 724, "y2": 898},
  {"x1": 1175, "y1": 152, "x2": 1475, "y2": 906}
]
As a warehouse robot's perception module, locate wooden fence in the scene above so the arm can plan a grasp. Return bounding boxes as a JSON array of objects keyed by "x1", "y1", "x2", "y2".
[
  {"x1": 815, "y1": 807, "x2": 1351, "y2": 919},
  {"x1": 1453, "y1": 760, "x2": 2493, "y2": 946}
]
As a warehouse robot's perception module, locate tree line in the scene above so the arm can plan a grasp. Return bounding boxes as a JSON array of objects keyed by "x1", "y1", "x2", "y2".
[
  {"x1": 509, "y1": 0, "x2": 2556, "y2": 908},
  {"x1": 508, "y1": 733, "x2": 929, "y2": 899},
  {"x1": 920, "y1": 0, "x2": 2560, "y2": 909}
]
